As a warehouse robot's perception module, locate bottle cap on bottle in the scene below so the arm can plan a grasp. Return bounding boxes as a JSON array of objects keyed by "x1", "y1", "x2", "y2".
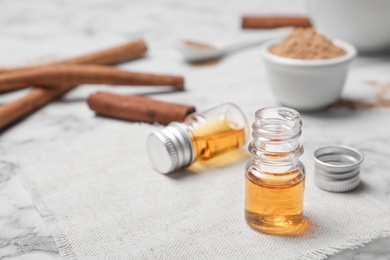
[
  {"x1": 314, "y1": 145, "x2": 364, "y2": 192},
  {"x1": 146, "y1": 122, "x2": 194, "y2": 174}
]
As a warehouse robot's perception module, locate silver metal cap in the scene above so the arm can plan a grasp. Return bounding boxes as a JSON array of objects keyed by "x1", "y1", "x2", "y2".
[
  {"x1": 146, "y1": 122, "x2": 194, "y2": 174},
  {"x1": 314, "y1": 145, "x2": 364, "y2": 192}
]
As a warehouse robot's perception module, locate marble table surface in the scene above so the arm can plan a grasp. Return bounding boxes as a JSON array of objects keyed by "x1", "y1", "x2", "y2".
[{"x1": 1, "y1": 0, "x2": 390, "y2": 259}]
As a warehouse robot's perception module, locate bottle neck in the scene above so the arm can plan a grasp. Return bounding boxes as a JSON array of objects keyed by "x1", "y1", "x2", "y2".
[{"x1": 249, "y1": 107, "x2": 304, "y2": 174}]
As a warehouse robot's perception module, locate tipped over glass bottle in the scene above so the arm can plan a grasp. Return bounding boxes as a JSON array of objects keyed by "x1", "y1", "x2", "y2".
[
  {"x1": 245, "y1": 107, "x2": 305, "y2": 235},
  {"x1": 147, "y1": 103, "x2": 248, "y2": 174}
]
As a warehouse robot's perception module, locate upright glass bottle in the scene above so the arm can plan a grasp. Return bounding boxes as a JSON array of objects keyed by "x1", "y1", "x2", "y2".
[
  {"x1": 245, "y1": 107, "x2": 305, "y2": 235},
  {"x1": 147, "y1": 103, "x2": 248, "y2": 174}
]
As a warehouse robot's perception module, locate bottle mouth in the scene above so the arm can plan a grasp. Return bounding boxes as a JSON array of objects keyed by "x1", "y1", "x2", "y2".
[
  {"x1": 253, "y1": 106, "x2": 302, "y2": 141},
  {"x1": 255, "y1": 106, "x2": 301, "y2": 122}
]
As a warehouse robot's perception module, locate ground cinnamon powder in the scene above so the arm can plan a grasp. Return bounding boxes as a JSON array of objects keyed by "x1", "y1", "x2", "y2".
[{"x1": 270, "y1": 28, "x2": 347, "y2": 60}]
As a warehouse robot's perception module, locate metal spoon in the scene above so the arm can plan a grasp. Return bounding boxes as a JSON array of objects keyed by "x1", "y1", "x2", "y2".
[{"x1": 176, "y1": 37, "x2": 272, "y2": 63}]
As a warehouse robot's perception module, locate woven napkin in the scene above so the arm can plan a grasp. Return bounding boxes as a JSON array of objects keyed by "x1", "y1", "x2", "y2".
[{"x1": 18, "y1": 124, "x2": 390, "y2": 260}]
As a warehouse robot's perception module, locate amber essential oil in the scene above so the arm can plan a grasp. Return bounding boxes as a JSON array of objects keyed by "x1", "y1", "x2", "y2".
[
  {"x1": 191, "y1": 119, "x2": 247, "y2": 160},
  {"x1": 245, "y1": 168, "x2": 305, "y2": 235}
]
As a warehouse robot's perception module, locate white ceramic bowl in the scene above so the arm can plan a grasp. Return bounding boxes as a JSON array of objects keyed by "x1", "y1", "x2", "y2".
[
  {"x1": 261, "y1": 38, "x2": 357, "y2": 111},
  {"x1": 306, "y1": 0, "x2": 390, "y2": 53}
]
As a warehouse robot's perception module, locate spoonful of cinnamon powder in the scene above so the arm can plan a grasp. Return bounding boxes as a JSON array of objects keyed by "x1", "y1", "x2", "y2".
[{"x1": 270, "y1": 28, "x2": 347, "y2": 60}]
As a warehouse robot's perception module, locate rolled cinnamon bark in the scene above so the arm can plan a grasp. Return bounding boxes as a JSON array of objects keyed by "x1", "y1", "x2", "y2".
[
  {"x1": 242, "y1": 16, "x2": 311, "y2": 29},
  {"x1": 0, "y1": 39, "x2": 148, "y2": 130},
  {"x1": 0, "y1": 64, "x2": 184, "y2": 93},
  {"x1": 58, "y1": 38, "x2": 147, "y2": 66},
  {"x1": 0, "y1": 39, "x2": 147, "y2": 74},
  {"x1": 87, "y1": 91, "x2": 195, "y2": 125},
  {"x1": 0, "y1": 85, "x2": 76, "y2": 130}
]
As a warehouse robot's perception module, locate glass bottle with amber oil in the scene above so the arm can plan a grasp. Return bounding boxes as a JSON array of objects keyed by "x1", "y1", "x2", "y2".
[
  {"x1": 147, "y1": 103, "x2": 248, "y2": 174},
  {"x1": 245, "y1": 107, "x2": 305, "y2": 235}
]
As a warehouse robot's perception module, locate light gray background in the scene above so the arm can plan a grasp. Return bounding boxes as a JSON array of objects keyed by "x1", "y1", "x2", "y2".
[{"x1": 1, "y1": 0, "x2": 390, "y2": 259}]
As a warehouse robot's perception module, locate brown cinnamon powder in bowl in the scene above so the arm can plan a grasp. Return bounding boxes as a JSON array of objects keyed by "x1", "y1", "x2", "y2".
[{"x1": 270, "y1": 28, "x2": 347, "y2": 60}]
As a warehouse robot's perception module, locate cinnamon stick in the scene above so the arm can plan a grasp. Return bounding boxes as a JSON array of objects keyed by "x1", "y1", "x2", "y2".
[
  {"x1": 0, "y1": 39, "x2": 147, "y2": 74},
  {"x1": 0, "y1": 39, "x2": 148, "y2": 130},
  {"x1": 0, "y1": 85, "x2": 76, "y2": 130},
  {"x1": 0, "y1": 64, "x2": 184, "y2": 93},
  {"x1": 242, "y1": 16, "x2": 311, "y2": 29},
  {"x1": 87, "y1": 91, "x2": 195, "y2": 125}
]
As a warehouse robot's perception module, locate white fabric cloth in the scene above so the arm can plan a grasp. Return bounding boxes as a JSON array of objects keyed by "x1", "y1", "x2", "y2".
[{"x1": 18, "y1": 126, "x2": 390, "y2": 260}]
